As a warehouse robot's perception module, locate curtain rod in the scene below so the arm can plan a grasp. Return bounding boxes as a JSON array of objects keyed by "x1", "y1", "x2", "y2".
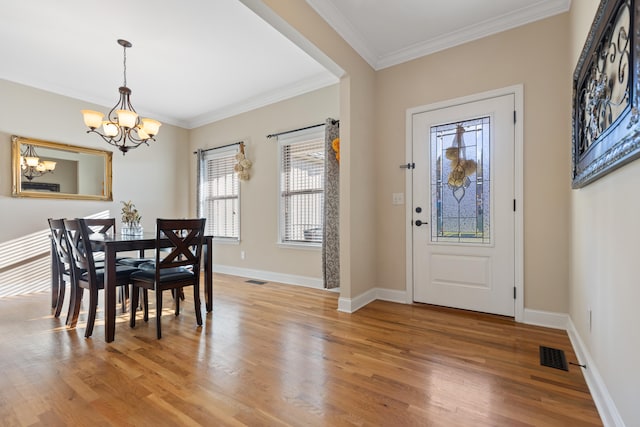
[
  {"x1": 266, "y1": 119, "x2": 339, "y2": 139},
  {"x1": 193, "y1": 141, "x2": 243, "y2": 155}
]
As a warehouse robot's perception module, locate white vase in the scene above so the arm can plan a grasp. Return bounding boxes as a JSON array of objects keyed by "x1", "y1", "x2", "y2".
[{"x1": 121, "y1": 223, "x2": 143, "y2": 236}]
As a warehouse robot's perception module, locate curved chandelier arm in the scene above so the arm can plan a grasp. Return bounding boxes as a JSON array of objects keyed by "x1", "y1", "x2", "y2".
[{"x1": 85, "y1": 127, "x2": 154, "y2": 154}]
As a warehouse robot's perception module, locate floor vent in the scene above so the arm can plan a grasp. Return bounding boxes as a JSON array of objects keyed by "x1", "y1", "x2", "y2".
[
  {"x1": 246, "y1": 279, "x2": 267, "y2": 285},
  {"x1": 539, "y1": 346, "x2": 568, "y2": 371}
]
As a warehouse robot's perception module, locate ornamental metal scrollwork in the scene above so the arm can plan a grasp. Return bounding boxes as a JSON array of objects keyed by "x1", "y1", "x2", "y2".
[{"x1": 572, "y1": 0, "x2": 640, "y2": 188}]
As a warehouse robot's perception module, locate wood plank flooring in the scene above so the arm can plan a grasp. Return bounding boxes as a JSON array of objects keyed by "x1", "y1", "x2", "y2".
[{"x1": 0, "y1": 273, "x2": 601, "y2": 426}]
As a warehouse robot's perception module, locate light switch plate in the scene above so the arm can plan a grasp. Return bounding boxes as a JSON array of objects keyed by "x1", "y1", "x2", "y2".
[{"x1": 392, "y1": 192, "x2": 404, "y2": 205}]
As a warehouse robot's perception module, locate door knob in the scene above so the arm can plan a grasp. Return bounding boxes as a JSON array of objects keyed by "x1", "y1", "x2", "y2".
[{"x1": 415, "y1": 219, "x2": 427, "y2": 226}]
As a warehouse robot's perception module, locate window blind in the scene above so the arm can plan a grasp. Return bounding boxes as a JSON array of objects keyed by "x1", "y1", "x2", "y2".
[
  {"x1": 201, "y1": 146, "x2": 239, "y2": 239},
  {"x1": 279, "y1": 128, "x2": 325, "y2": 244}
]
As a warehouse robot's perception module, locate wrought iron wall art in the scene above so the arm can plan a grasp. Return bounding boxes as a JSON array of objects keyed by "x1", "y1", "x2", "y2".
[{"x1": 572, "y1": 0, "x2": 639, "y2": 188}]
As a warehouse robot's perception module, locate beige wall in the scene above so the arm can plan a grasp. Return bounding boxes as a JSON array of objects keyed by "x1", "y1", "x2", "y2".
[
  {"x1": 374, "y1": 14, "x2": 572, "y2": 312},
  {"x1": 0, "y1": 79, "x2": 189, "y2": 252},
  {"x1": 569, "y1": 1, "x2": 640, "y2": 425},
  {"x1": 188, "y1": 85, "x2": 339, "y2": 280}
]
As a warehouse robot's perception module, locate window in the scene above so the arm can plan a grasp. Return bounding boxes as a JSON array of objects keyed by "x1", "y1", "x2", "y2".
[
  {"x1": 199, "y1": 146, "x2": 240, "y2": 240},
  {"x1": 279, "y1": 127, "x2": 325, "y2": 245},
  {"x1": 431, "y1": 118, "x2": 490, "y2": 244}
]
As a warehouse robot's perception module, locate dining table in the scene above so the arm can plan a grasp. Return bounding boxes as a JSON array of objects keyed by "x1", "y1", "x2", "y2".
[{"x1": 89, "y1": 231, "x2": 213, "y2": 342}]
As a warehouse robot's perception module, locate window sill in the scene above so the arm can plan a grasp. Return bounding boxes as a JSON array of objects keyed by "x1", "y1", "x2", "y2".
[
  {"x1": 213, "y1": 238, "x2": 240, "y2": 245},
  {"x1": 277, "y1": 242, "x2": 321, "y2": 251}
]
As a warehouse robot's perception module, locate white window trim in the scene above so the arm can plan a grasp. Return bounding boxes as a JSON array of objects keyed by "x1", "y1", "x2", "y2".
[
  {"x1": 277, "y1": 126, "x2": 325, "y2": 248},
  {"x1": 200, "y1": 145, "x2": 241, "y2": 242}
]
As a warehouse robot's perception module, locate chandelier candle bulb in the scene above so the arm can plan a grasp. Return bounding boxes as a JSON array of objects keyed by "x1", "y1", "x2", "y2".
[
  {"x1": 137, "y1": 128, "x2": 149, "y2": 140},
  {"x1": 42, "y1": 160, "x2": 56, "y2": 170},
  {"x1": 116, "y1": 109, "x2": 138, "y2": 128},
  {"x1": 103, "y1": 122, "x2": 119, "y2": 137},
  {"x1": 141, "y1": 118, "x2": 161, "y2": 136},
  {"x1": 25, "y1": 156, "x2": 39, "y2": 167},
  {"x1": 81, "y1": 110, "x2": 104, "y2": 129}
]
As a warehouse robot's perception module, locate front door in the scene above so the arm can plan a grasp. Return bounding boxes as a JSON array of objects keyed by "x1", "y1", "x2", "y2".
[{"x1": 411, "y1": 94, "x2": 515, "y2": 316}]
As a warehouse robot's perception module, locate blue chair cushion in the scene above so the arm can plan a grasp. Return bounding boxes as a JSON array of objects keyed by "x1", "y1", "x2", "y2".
[
  {"x1": 117, "y1": 257, "x2": 153, "y2": 267},
  {"x1": 80, "y1": 265, "x2": 139, "y2": 282},
  {"x1": 130, "y1": 267, "x2": 195, "y2": 283},
  {"x1": 137, "y1": 261, "x2": 156, "y2": 271}
]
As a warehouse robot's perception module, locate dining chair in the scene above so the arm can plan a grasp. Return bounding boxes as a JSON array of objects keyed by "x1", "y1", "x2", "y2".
[
  {"x1": 48, "y1": 218, "x2": 113, "y2": 325},
  {"x1": 129, "y1": 218, "x2": 206, "y2": 339},
  {"x1": 63, "y1": 218, "x2": 139, "y2": 338},
  {"x1": 48, "y1": 218, "x2": 72, "y2": 320},
  {"x1": 83, "y1": 217, "x2": 154, "y2": 309}
]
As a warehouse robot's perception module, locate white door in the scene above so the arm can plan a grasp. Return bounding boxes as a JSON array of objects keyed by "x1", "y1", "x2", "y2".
[{"x1": 412, "y1": 94, "x2": 515, "y2": 316}]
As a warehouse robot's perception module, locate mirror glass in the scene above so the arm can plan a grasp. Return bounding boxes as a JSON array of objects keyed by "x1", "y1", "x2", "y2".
[{"x1": 12, "y1": 136, "x2": 113, "y2": 201}]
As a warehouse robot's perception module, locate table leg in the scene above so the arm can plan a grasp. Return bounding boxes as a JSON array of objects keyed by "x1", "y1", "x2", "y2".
[
  {"x1": 104, "y1": 246, "x2": 117, "y2": 342},
  {"x1": 51, "y1": 238, "x2": 60, "y2": 309},
  {"x1": 204, "y1": 236, "x2": 212, "y2": 312}
]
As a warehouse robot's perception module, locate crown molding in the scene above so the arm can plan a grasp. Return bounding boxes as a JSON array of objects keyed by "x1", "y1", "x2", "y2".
[
  {"x1": 186, "y1": 72, "x2": 338, "y2": 129},
  {"x1": 377, "y1": 0, "x2": 571, "y2": 69},
  {"x1": 305, "y1": 0, "x2": 380, "y2": 69},
  {"x1": 307, "y1": 0, "x2": 571, "y2": 70}
]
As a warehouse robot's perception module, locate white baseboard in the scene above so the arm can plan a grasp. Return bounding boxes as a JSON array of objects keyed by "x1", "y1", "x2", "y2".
[
  {"x1": 522, "y1": 308, "x2": 570, "y2": 330},
  {"x1": 566, "y1": 318, "x2": 626, "y2": 427},
  {"x1": 213, "y1": 264, "x2": 323, "y2": 289},
  {"x1": 338, "y1": 287, "x2": 407, "y2": 313},
  {"x1": 338, "y1": 288, "x2": 376, "y2": 313},
  {"x1": 376, "y1": 288, "x2": 408, "y2": 304}
]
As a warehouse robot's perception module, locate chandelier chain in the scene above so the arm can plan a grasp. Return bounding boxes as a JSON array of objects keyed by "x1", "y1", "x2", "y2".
[{"x1": 122, "y1": 43, "x2": 127, "y2": 87}]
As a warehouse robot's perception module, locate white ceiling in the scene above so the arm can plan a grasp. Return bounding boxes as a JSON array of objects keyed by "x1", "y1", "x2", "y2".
[
  {"x1": 0, "y1": 0, "x2": 337, "y2": 129},
  {"x1": 0, "y1": 0, "x2": 570, "y2": 130},
  {"x1": 306, "y1": 0, "x2": 571, "y2": 70}
]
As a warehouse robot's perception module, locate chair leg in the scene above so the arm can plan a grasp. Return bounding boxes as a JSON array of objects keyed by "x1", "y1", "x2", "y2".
[
  {"x1": 51, "y1": 273, "x2": 60, "y2": 310},
  {"x1": 51, "y1": 253, "x2": 60, "y2": 309},
  {"x1": 67, "y1": 286, "x2": 83, "y2": 328},
  {"x1": 119, "y1": 286, "x2": 128, "y2": 313},
  {"x1": 54, "y1": 275, "x2": 66, "y2": 318},
  {"x1": 130, "y1": 284, "x2": 139, "y2": 328},
  {"x1": 175, "y1": 288, "x2": 180, "y2": 316},
  {"x1": 143, "y1": 289, "x2": 149, "y2": 322},
  {"x1": 156, "y1": 290, "x2": 163, "y2": 339},
  {"x1": 84, "y1": 289, "x2": 98, "y2": 338},
  {"x1": 194, "y1": 283, "x2": 203, "y2": 326}
]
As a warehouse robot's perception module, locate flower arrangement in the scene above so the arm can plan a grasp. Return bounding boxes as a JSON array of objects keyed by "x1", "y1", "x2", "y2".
[
  {"x1": 446, "y1": 126, "x2": 476, "y2": 188},
  {"x1": 234, "y1": 143, "x2": 252, "y2": 181},
  {"x1": 120, "y1": 200, "x2": 141, "y2": 226},
  {"x1": 331, "y1": 137, "x2": 340, "y2": 163}
]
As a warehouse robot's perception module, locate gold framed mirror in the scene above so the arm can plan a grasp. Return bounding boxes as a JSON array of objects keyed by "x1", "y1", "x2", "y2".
[{"x1": 12, "y1": 135, "x2": 113, "y2": 201}]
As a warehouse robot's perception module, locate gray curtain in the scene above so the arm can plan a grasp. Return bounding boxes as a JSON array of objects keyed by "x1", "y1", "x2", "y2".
[
  {"x1": 196, "y1": 148, "x2": 203, "y2": 218},
  {"x1": 323, "y1": 118, "x2": 340, "y2": 289}
]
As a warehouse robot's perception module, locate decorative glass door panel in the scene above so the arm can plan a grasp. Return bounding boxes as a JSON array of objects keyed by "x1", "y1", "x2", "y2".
[{"x1": 430, "y1": 117, "x2": 490, "y2": 244}]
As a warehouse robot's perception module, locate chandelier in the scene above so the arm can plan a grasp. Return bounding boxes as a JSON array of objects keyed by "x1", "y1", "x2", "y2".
[
  {"x1": 20, "y1": 144, "x2": 56, "y2": 181},
  {"x1": 81, "y1": 39, "x2": 161, "y2": 154}
]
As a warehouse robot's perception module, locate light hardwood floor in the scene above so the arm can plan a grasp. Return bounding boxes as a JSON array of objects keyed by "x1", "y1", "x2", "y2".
[{"x1": 0, "y1": 273, "x2": 601, "y2": 426}]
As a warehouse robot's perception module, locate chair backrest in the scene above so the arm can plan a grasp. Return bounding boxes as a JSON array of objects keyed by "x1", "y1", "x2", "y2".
[
  {"x1": 48, "y1": 218, "x2": 72, "y2": 267},
  {"x1": 155, "y1": 218, "x2": 206, "y2": 277},
  {"x1": 83, "y1": 218, "x2": 116, "y2": 235},
  {"x1": 63, "y1": 218, "x2": 100, "y2": 286}
]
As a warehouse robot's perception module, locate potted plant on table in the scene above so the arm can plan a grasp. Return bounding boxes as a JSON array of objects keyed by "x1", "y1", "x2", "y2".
[{"x1": 120, "y1": 200, "x2": 142, "y2": 235}]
